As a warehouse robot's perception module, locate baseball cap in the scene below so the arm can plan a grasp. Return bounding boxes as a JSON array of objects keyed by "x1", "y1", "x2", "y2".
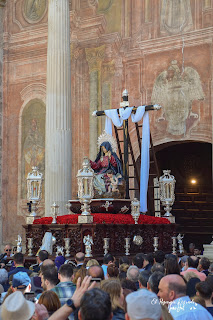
[
  {"x1": 126, "y1": 288, "x2": 162, "y2": 320},
  {"x1": 12, "y1": 272, "x2": 31, "y2": 289}
]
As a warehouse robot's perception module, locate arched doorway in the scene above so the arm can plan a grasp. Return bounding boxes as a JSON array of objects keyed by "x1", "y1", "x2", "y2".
[
  {"x1": 156, "y1": 141, "x2": 212, "y2": 191},
  {"x1": 156, "y1": 141, "x2": 212, "y2": 250}
]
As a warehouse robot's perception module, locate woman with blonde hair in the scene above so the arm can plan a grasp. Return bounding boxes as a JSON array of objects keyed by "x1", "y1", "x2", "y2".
[
  {"x1": 101, "y1": 279, "x2": 125, "y2": 320},
  {"x1": 86, "y1": 259, "x2": 99, "y2": 268},
  {"x1": 38, "y1": 290, "x2": 61, "y2": 316}
]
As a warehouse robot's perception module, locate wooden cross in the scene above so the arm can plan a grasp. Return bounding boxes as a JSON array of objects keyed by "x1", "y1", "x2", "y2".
[{"x1": 92, "y1": 90, "x2": 161, "y2": 198}]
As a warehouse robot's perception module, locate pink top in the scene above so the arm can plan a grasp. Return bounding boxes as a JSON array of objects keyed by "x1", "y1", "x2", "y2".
[{"x1": 181, "y1": 268, "x2": 206, "y2": 281}]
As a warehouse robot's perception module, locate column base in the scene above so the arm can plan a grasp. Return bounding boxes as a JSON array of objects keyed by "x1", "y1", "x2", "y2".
[
  {"x1": 78, "y1": 215, "x2": 93, "y2": 224},
  {"x1": 26, "y1": 216, "x2": 41, "y2": 225}
]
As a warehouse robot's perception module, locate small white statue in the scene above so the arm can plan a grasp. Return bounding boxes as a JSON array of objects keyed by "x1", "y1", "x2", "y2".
[
  {"x1": 83, "y1": 235, "x2": 93, "y2": 257},
  {"x1": 16, "y1": 235, "x2": 22, "y2": 253},
  {"x1": 177, "y1": 234, "x2": 184, "y2": 254},
  {"x1": 56, "y1": 246, "x2": 64, "y2": 256}
]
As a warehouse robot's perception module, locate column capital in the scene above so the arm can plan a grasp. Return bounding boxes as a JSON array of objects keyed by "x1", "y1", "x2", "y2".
[
  {"x1": 85, "y1": 45, "x2": 105, "y2": 72},
  {"x1": 0, "y1": 0, "x2": 7, "y2": 8}
]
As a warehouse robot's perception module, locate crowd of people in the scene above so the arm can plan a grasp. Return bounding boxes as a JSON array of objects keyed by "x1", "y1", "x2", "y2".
[{"x1": 0, "y1": 243, "x2": 212, "y2": 319}]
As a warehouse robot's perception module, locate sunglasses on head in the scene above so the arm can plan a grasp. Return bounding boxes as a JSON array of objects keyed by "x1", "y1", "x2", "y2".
[{"x1": 5, "y1": 249, "x2": 11, "y2": 252}]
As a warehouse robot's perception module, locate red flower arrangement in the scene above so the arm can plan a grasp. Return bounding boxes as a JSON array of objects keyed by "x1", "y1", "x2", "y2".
[{"x1": 33, "y1": 214, "x2": 170, "y2": 225}]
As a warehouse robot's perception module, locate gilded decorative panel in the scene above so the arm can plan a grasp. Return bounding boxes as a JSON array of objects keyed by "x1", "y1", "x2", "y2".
[{"x1": 21, "y1": 99, "x2": 45, "y2": 198}]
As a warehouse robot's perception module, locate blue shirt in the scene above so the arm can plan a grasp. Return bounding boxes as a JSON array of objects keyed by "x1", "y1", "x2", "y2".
[
  {"x1": 102, "y1": 265, "x2": 108, "y2": 278},
  {"x1": 169, "y1": 296, "x2": 213, "y2": 320},
  {"x1": 8, "y1": 266, "x2": 32, "y2": 279}
]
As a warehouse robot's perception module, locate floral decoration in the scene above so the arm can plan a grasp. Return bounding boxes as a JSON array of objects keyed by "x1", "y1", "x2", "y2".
[{"x1": 33, "y1": 214, "x2": 170, "y2": 225}]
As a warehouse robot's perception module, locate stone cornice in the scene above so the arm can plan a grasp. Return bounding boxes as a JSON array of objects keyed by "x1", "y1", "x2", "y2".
[
  {"x1": 3, "y1": 26, "x2": 48, "y2": 45},
  {"x1": 3, "y1": 27, "x2": 48, "y2": 61},
  {"x1": 136, "y1": 27, "x2": 213, "y2": 55},
  {"x1": 71, "y1": 14, "x2": 107, "y2": 41}
]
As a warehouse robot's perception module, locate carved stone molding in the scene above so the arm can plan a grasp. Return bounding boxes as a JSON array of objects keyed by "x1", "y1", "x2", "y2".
[
  {"x1": 151, "y1": 60, "x2": 204, "y2": 136},
  {"x1": 22, "y1": 0, "x2": 47, "y2": 24},
  {"x1": 72, "y1": 16, "x2": 107, "y2": 43},
  {"x1": 20, "y1": 83, "x2": 46, "y2": 104}
]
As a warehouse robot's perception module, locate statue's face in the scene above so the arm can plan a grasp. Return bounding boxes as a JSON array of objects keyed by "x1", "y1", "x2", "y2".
[{"x1": 102, "y1": 146, "x2": 107, "y2": 154}]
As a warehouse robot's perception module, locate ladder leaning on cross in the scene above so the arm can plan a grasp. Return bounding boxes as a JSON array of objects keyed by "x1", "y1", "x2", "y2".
[{"x1": 92, "y1": 90, "x2": 161, "y2": 213}]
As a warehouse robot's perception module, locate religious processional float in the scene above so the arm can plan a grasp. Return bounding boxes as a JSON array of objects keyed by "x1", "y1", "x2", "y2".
[{"x1": 23, "y1": 90, "x2": 182, "y2": 258}]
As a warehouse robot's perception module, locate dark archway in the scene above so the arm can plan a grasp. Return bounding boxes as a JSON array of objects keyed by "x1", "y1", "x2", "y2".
[
  {"x1": 156, "y1": 141, "x2": 212, "y2": 191},
  {"x1": 156, "y1": 141, "x2": 213, "y2": 250}
]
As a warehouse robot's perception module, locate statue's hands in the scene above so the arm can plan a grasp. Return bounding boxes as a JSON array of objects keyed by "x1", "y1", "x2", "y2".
[{"x1": 107, "y1": 150, "x2": 111, "y2": 159}]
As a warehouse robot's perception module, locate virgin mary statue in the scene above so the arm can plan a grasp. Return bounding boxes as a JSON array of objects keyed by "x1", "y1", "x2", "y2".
[{"x1": 90, "y1": 132, "x2": 123, "y2": 196}]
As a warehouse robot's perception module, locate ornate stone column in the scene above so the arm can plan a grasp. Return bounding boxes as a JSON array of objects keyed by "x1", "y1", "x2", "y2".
[
  {"x1": 45, "y1": 0, "x2": 72, "y2": 215},
  {"x1": 85, "y1": 46, "x2": 105, "y2": 160}
]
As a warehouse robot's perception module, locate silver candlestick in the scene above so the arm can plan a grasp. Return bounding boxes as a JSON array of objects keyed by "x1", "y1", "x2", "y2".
[
  {"x1": 153, "y1": 237, "x2": 159, "y2": 252},
  {"x1": 64, "y1": 238, "x2": 70, "y2": 258},
  {"x1": 16, "y1": 235, "x2": 22, "y2": 253},
  {"x1": 27, "y1": 238, "x2": 33, "y2": 256},
  {"x1": 103, "y1": 238, "x2": 110, "y2": 255},
  {"x1": 131, "y1": 198, "x2": 140, "y2": 224},
  {"x1": 51, "y1": 202, "x2": 59, "y2": 224},
  {"x1": 124, "y1": 238, "x2": 130, "y2": 256},
  {"x1": 172, "y1": 236, "x2": 177, "y2": 254}
]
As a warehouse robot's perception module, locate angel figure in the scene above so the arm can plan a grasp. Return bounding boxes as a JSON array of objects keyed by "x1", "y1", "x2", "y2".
[
  {"x1": 83, "y1": 235, "x2": 93, "y2": 258},
  {"x1": 151, "y1": 60, "x2": 204, "y2": 135}
]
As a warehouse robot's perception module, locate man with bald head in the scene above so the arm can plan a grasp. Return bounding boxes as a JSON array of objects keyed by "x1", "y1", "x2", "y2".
[
  {"x1": 87, "y1": 265, "x2": 104, "y2": 288},
  {"x1": 75, "y1": 252, "x2": 85, "y2": 269},
  {"x1": 181, "y1": 256, "x2": 206, "y2": 281},
  {"x1": 158, "y1": 274, "x2": 212, "y2": 319}
]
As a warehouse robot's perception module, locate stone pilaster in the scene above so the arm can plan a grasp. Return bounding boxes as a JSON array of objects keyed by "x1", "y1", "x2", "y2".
[
  {"x1": 45, "y1": 0, "x2": 72, "y2": 216},
  {"x1": 101, "y1": 61, "x2": 115, "y2": 129},
  {"x1": 85, "y1": 45, "x2": 105, "y2": 160},
  {"x1": 0, "y1": 0, "x2": 6, "y2": 247}
]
